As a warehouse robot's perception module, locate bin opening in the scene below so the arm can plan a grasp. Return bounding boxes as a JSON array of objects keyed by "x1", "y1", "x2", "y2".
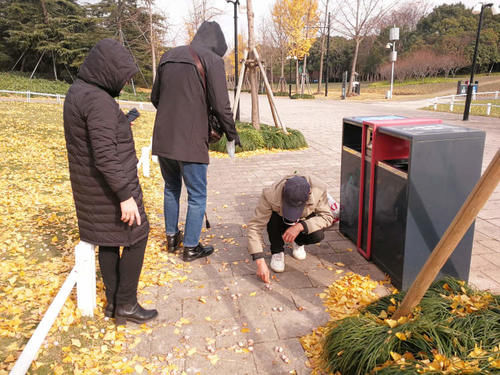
[{"x1": 382, "y1": 159, "x2": 408, "y2": 172}]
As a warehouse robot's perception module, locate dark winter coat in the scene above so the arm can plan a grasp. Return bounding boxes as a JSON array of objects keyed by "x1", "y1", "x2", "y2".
[
  {"x1": 151, "y1": 21, "x2": 239, "y2": 164},
  {"x1": 63, "y1": 38, "x2": 149, "y2": 247}
]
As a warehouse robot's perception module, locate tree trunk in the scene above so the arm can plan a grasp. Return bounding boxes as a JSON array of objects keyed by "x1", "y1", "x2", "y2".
[
  {"x1": 317, "y1": 0, "x2": 329, "y2": 94},
  {"x1": 149, "y1": 0, "x2": 157, "y2": 83},
  {"x1": 40, "y1": 0, "x2": 49, "y2": 24},
  {"x1": 246, "y1": 0, "x2": 260, "y2": 129},
  {"x1": 348, "y1": 38, "x2": 361, "y2": 96},
  {"x1": 280, "y1": 50, "x2": 285, "y2": 92},
  {"x1": 301, "y1": 55, "x2": 308, "y2": 95},
  {"x1": 52, "y1": 52, "x2": 58, "y2": 80}
]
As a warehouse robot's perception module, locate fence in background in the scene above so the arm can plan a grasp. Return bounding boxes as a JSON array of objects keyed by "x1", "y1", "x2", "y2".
[{"x1": 430, "y1": 91, "x2": 500, "y2": 116}]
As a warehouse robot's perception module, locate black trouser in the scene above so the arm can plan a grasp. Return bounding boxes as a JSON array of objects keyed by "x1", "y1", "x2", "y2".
[
  {"x1": 267, "y1": 211, "x2": 325, "y2": 254},
  {"x1": 98, "y1": 237, "x2": 147, "y2": 305}
]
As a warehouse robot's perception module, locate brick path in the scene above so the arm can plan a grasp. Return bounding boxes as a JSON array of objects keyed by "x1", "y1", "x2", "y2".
[{"x1": 131, "y1": 94, "x2": 500, "y2": 374}]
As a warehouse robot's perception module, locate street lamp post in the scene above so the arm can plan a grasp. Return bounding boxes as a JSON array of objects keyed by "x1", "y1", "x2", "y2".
[
  {"x1": 386, "y1": 27, "x2": 399, "y2": 99},
  {"x1": 226, "y1": 0, "x2": 240, "y2": 121},
  {"x1": 463, "y1": 2, "x2": 497, "y2": 121},
  {"x1": 325, "y1": 12, "x2": 330, "y2": 97}
]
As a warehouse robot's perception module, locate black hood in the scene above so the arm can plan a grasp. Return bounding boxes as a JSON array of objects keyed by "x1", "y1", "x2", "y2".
[
  {"x1": 77, "y1": 38, "x2": 138, "y2": 97},
  {"x1": 191, "y1": 21, "x2": 228, "y2": 57}
]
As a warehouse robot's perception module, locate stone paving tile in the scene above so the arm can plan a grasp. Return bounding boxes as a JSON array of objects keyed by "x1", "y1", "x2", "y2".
[{"x1": 252, "y1": 339, "x2": 311, "y2": 375}]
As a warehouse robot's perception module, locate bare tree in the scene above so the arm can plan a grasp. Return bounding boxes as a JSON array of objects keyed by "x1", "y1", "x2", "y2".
[
  {"x1": 331, "y1": 0, "x2": 396, "y2": 96},
  {"x1": 271, "y1": 0, "x2": 289, "y2": 92},
  {"x1": 185, "y1": 0, "x2": 223, "y2": 42},
  {"x1": 379, "y1": 0, "x2": 430, "y2": 32}
]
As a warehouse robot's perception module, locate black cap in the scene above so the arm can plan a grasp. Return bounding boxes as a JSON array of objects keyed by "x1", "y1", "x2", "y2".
[{"x1": 282, "y1": 176, "x2": 310, "y2": 222}]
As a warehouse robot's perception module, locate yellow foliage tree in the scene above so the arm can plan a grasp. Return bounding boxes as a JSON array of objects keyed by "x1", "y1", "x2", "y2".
[{"x1": 275, "y1": 0, "x2": 319, "y2": 93}]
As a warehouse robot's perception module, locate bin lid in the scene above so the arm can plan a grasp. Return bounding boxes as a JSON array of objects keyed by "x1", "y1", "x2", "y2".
[
  {"x1": 378, "y1": 123, "x2": 485, "y2": 140},
  {"x1": 344, "y1": 115, "x2": 406, "y2": 126}
]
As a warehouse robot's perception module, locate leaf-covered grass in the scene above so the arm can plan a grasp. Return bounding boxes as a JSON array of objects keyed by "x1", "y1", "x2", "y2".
[
  {"x1": 0, "y1": 72, "x2": 150, "y2": 102},
  {"x1": 322, "y1": 277, "x2": 500, "y2": 375},
  {"x1": 209, "y1": 121, "x2": 307, "y2": 153}
]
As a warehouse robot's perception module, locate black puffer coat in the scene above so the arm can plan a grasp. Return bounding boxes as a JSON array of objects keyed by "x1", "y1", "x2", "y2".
[
  {"x1": 151, "y1": 21, "x2": 239, "y2": 164},
  {"x1": 63, "y1": 38, "x2": 149, "y2": 247}
]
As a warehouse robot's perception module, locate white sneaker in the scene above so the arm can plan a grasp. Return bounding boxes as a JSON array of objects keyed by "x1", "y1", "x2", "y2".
[
  {"x1": 292, "y1": 242, "x2": 306, "y2": 260},
  {"x1": 270, "y1": 252, "x2": 285, "y2": 273}
]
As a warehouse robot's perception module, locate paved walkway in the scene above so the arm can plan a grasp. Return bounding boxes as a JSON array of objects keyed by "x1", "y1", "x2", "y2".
[{"x1": 133, "y1": 94, "x2": 499, "y2": 374}]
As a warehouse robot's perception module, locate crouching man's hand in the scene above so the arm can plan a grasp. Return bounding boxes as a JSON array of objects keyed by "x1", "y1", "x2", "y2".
[{"x1": 256, "y1": 258, "x2": 270, "y2": 283}]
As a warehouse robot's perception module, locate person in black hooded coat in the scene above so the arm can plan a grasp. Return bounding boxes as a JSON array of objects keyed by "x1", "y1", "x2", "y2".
[
  {"x1": 151, "y1": 21, "x2": 240, "y2": 261},
  {"x1": 64, "y1": 38, "x2": 157, "y2": 325}
]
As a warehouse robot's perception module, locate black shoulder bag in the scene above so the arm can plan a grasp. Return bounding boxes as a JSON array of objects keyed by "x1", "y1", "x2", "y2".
[{"x1": 188, "y1": 47, "x2": 224, "y2": 144}]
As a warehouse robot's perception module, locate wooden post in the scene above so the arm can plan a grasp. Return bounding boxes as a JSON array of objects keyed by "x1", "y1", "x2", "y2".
[
  {"x1": 246, "y1": 0, "x2": 260, "y2": 130},
  {"x1": 393, "y1": 150, "x2": 500, "y2": 319},
  {"x1": 233, "y1": 49, "x2": 248, "y2": 121},
  {"x1": 253, "y1": 48, "x2": 287, "y2": 134}
]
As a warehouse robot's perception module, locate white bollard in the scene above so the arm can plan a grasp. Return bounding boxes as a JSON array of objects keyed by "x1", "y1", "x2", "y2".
[
  {"x1": 75, "y1": 241, "x2": 96, "y2": 317},
  {"x1": 141, "y1": 147, "x2": 150, "y2": 177},
  {"x1": 486, "y1": 103, "x2": 491, "y2": 116}
]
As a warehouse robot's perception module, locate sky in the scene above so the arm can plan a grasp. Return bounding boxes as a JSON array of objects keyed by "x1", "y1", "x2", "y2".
[{"x1": 158, "y1": 0, "x2": 483, "y2": 48}]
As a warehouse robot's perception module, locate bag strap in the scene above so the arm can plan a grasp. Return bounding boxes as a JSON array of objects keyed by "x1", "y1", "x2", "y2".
[{"x1": 188, "y1": 46, "x2": 206, "y2": 92}]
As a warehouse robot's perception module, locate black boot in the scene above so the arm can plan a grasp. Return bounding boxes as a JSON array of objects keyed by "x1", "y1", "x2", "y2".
[
  {"x1": 104, "y1": 303, "x2": 115, "y2": 318},
  {"x1": 166, "y1": 231, "x2": 183, "y2": 253},
  {"x1": 115, "y1": 302, "x2": 158, "y2": 325},
  {"x1": 183, "y1": 243, "x2": 214, "y2": 262}
]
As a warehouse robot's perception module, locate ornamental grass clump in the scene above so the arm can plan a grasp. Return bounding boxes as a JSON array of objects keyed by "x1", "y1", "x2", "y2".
[
  {"x1": 321, "y1": 277, "x2": 500, "y2": 375},
  {"x1": 209, "y1": 122, "x2": 307, "y2": 153}
]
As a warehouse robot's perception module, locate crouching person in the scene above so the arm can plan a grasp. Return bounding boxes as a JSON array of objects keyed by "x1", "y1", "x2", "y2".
[
  {"x1": 63, "y1": 39, "x2": 157, "y2": 325},
  {"x1": 247, "y1": 175, "x2": 334, "y2": 283}
]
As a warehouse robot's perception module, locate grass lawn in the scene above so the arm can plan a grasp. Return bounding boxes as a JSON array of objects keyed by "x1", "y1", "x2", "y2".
[
  {"x1": 0, "y1": 72, "x2": 151, "y2": 102},
  {"x1": 422, "y1": 99, "x2": 500, "y2": 118}
]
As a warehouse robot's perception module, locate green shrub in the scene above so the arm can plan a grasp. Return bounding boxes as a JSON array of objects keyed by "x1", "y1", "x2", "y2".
[
  {"x1": 209, "y1": 121, "x2": 307, "y2": 153},
  {"x1": 291, "y1": 93, "x2": 315, "y2": 99},
  {"x1": 274, "y1": 91, "x2": 289, "y2": 97}
]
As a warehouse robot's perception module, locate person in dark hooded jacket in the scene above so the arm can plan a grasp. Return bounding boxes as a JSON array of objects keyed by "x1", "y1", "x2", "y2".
[
  {"x1": 151, "y1": 21, "x2": 240, "y2": 262},
  {"x1": 64, "y1": 38, "x2": 157, "y2": 325}
]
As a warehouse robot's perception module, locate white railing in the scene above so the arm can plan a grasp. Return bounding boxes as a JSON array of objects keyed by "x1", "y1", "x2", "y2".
[
  {"x1": 0, "y1": 89, "x2": 155, "y2": 110},
  {"x1": 430, "y1": 91, "x2": 500, "y2": 116}
]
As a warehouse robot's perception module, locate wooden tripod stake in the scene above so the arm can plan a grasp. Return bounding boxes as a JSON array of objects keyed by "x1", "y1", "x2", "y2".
[
  {"x1": 393, "y1": 150, "x2": 500, "y2": 319},
  {"x1": 232, "y1": 48, "x2": 288, "y2": 134}
]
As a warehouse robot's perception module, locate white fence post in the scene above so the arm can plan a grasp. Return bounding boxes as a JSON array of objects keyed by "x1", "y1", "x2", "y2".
[
  {"x1": 26, "y1": 91, "x2": 30, "y2": 103},
  {"x1": 495, "y1": 91, "x2": 499, "y2": 100},
  {"x1": 433, "y1": 101, "x2": 437, "y2": 111},
  {"x1": 486, "y1": 103, "x2": 492, "y2": 116},
  {"x1": 141, "y1": 147, "x2": 150, "y2": 177},
  {"x1": 450, "y1": 95, "x2": 454, "y2": 112},
  {"x1": 75, "y1": 241, "x2": 96, "y2": 317}
]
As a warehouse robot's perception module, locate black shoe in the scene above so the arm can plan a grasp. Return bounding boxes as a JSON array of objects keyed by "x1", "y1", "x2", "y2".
[
  {"x1": 115, "y1": 302, "x2": 158, "y2": 325},
  {"x1": 104, "y1": 303, "x2": 115, "y2": 318},
  {"x1": 183, "y1": 243, "x2": 214, "y2": 262},
  {"x1": 166, "y1": 231, "x2": 183, "y2": 253}
]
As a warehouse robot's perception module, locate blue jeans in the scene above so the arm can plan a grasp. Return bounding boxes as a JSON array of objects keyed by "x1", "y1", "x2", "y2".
[{"x1": 158, "y1": 157, "x2": 208, "y2": 248}]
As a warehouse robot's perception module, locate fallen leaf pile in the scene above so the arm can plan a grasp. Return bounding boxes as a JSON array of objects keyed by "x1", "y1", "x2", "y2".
[{"x1": 300, "y1": 273, "x2": 387, "y2": 375}]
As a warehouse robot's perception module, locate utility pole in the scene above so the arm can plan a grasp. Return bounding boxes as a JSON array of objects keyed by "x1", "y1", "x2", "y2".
[{"x1": 226, "y1": 0, "x2": 240, "y2": 120}]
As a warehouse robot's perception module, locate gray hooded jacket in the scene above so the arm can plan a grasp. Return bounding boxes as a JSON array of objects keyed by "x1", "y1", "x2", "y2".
[{"x1": 151, "y1": 21, "x2": 239, "y2": 164}]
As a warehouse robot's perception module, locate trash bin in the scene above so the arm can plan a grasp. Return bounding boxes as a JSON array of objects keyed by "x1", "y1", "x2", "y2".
[
  {"x1": 457, "y1": 80, "x2": 478, "y2": 95},
  {"x1": 340, "y1": 117, "x2": 485, "y2": 290},
  {"x1": 353, "y1": 81, "x2": 361, "y2": 95}
]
